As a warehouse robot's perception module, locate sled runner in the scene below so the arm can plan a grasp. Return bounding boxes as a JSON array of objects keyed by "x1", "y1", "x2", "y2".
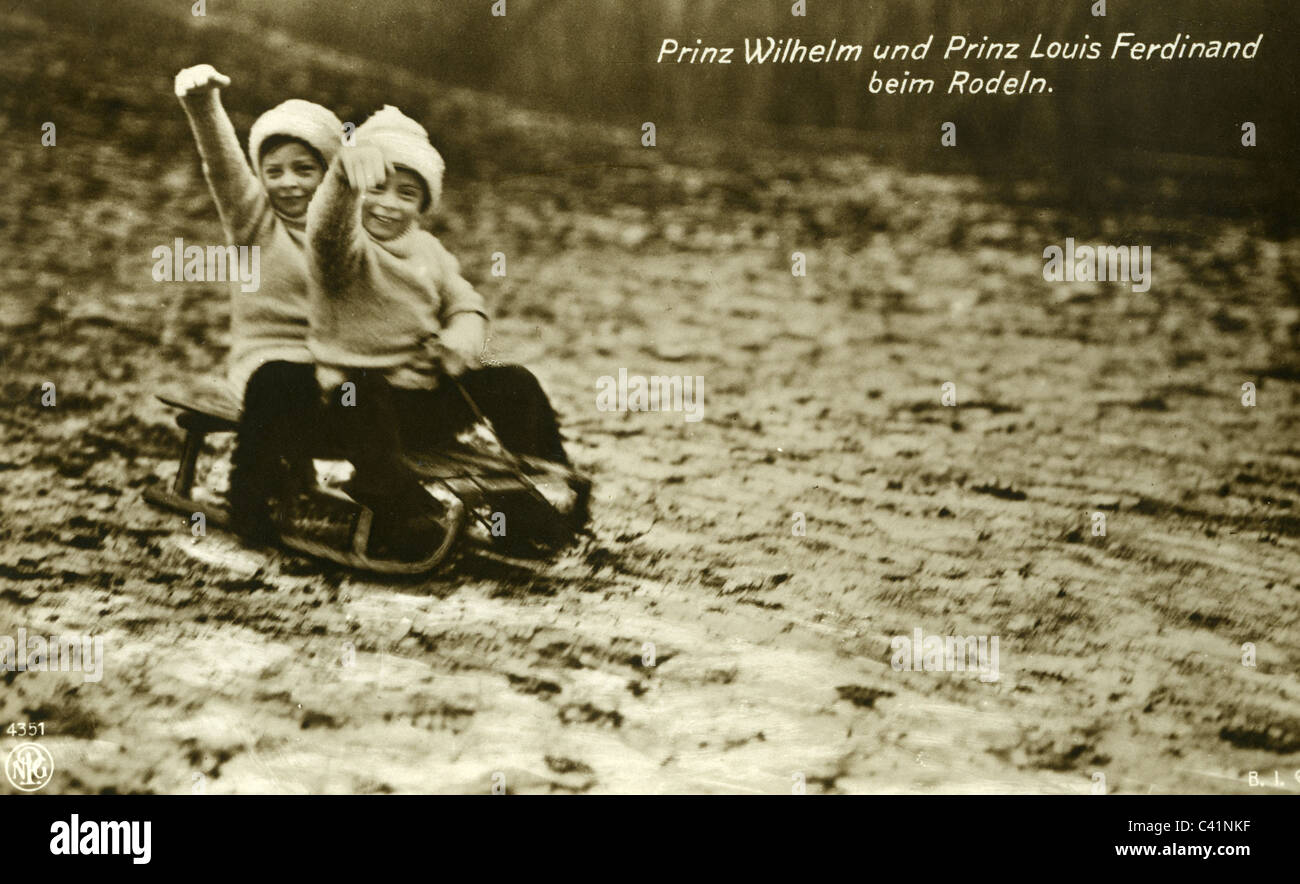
[{"x1": 144, "y1": 381, "x2": 591, "y2": 575}]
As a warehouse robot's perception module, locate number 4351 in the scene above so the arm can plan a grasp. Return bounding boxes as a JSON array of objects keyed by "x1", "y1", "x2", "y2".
[{"x1": 6, "y1": 723, "x2": 45, "y2": 737}]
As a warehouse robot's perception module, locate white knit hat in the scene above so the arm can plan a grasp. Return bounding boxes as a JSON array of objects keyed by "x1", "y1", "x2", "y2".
[
  {"x1": 355, "y1": 105, "x2": 445, "y2": 213},
  {"x1": 248, "y1": 99, "x2": 344, "y2": 177}
]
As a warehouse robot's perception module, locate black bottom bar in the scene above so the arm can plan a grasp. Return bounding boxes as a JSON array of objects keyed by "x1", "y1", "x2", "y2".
[{"x1": 3, "y1": 795, "x2": 1284, "y2": 870}]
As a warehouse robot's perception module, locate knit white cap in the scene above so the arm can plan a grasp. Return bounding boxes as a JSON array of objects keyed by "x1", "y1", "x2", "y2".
[
  {"x1": 249, "y1": 99, "x2": 344, "y2": 176},
  {"x1": 355, "y1": 105, "x2": 445, "y2": 213}
]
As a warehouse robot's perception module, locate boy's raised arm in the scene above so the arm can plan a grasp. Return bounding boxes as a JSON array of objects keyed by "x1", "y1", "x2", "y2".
[
  {"x1": 175, "y1": 65, "x2": 264, "y2": 242},
  {"x1": 306, "y1": 152, "x2": 374, "y2": 292}
]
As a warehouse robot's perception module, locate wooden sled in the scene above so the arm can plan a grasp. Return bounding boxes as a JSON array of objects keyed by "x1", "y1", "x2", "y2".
[{"x1": 144, "y1": 383, "x2": 591, "y2": 575}]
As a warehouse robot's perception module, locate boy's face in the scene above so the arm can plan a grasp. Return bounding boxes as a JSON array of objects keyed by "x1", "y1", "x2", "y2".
[
  {"x1": 259, "y1": 141, "x2": 325, "y2": 218},
  {"x1": 362, "y1": 166, "x2": 427, "y2": 241}
]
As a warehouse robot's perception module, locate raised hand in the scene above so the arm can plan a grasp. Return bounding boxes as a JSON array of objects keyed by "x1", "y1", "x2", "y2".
[
  {"x1": 339, "y1": 144, "x2": 393, "y2": 193},
  {"x1": 174, "y1": 64, "x2": 231, "y2": 98}
]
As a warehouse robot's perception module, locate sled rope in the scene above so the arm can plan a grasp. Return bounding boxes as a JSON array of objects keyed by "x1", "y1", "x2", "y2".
[{"x1": 446, "y1": 375, "x2": 570, "y2": 543}]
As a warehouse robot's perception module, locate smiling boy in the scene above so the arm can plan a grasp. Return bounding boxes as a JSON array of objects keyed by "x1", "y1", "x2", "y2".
[
  {"x1": 306, "y1": 106, "x2": 569, "y2": 560},
  {"x1": 307, "y1": 106, "x2": 487, "y2": 389},
  {"x1": 175, "y1": 64, "x2": 343, "y2": 541}
]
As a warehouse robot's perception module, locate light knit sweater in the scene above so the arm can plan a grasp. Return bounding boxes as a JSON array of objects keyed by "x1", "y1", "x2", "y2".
[
  {"x1": 306, "y1": 159, "x2": 488, "y2": 390},
  {"x1": 179, "y1": 91, "x2": 314, "y2": 397}
]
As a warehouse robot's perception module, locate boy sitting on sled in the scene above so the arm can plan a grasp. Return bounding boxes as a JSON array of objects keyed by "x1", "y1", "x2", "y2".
[
  {"x1": 174, "y1": 64, "x2": 342, "y2": 542},
  {"x1": 307, "y1": 106, "x2": 569, "y2": 561}
]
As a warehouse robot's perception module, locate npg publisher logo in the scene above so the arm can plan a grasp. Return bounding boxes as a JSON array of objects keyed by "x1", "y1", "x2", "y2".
[{"x1": 6, "y1": 742, "x2": 54, "y2": 792}]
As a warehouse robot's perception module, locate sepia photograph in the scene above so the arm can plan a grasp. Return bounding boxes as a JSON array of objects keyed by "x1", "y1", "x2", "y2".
[{"x1": 0, "y1": 0, "x2": 1297, "y2": 863}]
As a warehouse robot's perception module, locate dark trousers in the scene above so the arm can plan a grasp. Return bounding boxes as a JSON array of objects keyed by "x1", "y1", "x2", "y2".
[
  {"x1": 328, "y1": 364, "x2": 569, "y2": 502},
  {"x1": 228, "y1": 361, "x2": 320, "y2": 537},
  {"x1": 395, "y1": 365, "x2": 569, "y2": 465}
]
